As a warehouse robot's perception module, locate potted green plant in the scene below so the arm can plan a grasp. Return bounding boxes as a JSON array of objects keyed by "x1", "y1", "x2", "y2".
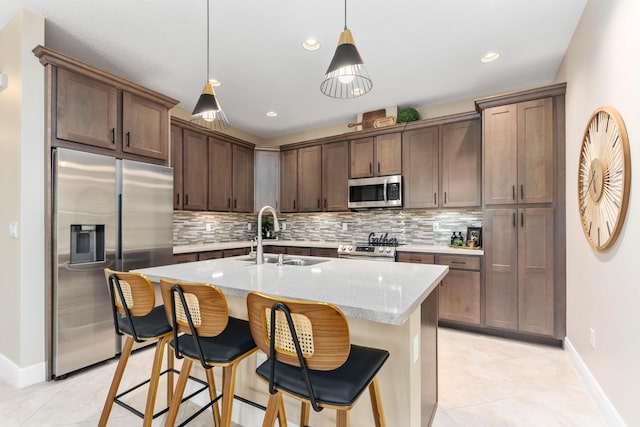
[{"x1": 260, "y1": 217, "x2": 274, "y2": 239}]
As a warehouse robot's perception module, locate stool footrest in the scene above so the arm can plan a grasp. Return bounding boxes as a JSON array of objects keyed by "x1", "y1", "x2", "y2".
[{"x1": 114, "y1": 369, "x2": 207, "y2": 421}]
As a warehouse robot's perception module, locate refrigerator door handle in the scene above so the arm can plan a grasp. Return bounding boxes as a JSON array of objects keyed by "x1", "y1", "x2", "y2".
[{"x1": 117, "y1": 193, "x2": 123, "y2": 263}]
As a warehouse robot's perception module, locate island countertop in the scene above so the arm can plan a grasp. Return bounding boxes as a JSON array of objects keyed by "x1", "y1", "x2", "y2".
[{"x1": 134, "y1": 255, "x2": 448, "y2": 326}]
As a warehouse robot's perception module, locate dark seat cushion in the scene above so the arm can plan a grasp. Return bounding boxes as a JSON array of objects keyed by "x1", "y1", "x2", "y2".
[
  {"x1": 118, "y1": 306, "x2": 172, "y2": 340},
  {"x1": 256, "y1": 344, "x2": 389, "y2": 407},
  {"x1": 171, "y1": 317, "x2": 256, "y2": 365}
]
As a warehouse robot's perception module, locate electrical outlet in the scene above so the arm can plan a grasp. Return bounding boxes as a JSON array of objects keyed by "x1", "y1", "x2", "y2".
[
  {"x1": 8, "y1": 221, "x2": 18, "y2": 238},
  {"x1": 432, "y1": 221, "x2": 440, "y2": 231},
  {"x1": 590, "y1": 329, "x2": 596, "y2": 349},
  {"x1": 342, "y1": 223, "x2": 348, "y2": 231},
  {"x1": 281, "y1": 221, "x2": 287, "y2": 230},
  {"x1": 413, "y1": 333, "x2": 419, "y2": 364},
  {"x1": 205, "y1": 223, "x2": 213, "y2": 232},
  {"x1": 248, "y1": 223, "x2": 252, "y2": 231}
]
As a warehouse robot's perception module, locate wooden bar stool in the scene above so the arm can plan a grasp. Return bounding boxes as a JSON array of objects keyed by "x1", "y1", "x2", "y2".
[
  {"x1": 99, "y1": 268, "x2": 176, "y2": 427},
  {"x1": 246, "y1": 291, "x2": 389, "y2": 427},
  {"x1": 160, "y1": 279, "x2": 258, "y2": 427}
]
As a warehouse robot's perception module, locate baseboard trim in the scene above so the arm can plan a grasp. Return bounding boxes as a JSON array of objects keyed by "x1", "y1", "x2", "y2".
[
  {"x1": 0, "y1": 353, "x2": 46, "y2": 389},
  {"x1": 564, "y1": 337, "x2": 626, "y2": 426}
]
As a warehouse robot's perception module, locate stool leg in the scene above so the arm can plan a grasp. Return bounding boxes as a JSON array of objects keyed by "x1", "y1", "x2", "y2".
[
  {"x1": 205, "y1": 368, "x2": 222, "y2": 427},
  {"x1": 277, "y1": 394, "x2": 287, "y2": 427},
  {"x1": 143, "y1": 336, "x2": 169, "y2": 427},
  {"x1": 262, "y1": 392, "x2": 282, "y2": 427},
  {"x1": 336, "y1": 410, "x2": 349, "y2": 427},
  {"x1": 368, "y1": 377, "x2": 386, "y2": 427},
  {"x1": 166, "y1": 339, "x2": 175, "y2": 405},
  {"x1": 299, "y1": 401, "x2": 310, "y2": 426},
  {"x1": 98, "y1": 336, "x2": 134, "y2": 427},
  {"x1": 164, "y1": 358, "x2": 193, "y2": 427},
  {"x1": 220, "y1": 364, "x2": 240, "y2": 427}
]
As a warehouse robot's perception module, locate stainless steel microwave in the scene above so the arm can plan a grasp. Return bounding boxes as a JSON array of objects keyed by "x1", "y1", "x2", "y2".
[{"x1": 348, "y1": 175, "x2": 402, "y2": 209}]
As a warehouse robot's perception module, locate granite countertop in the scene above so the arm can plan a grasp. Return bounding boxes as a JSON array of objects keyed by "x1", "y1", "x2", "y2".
[
  {"x1": 174, "y1": 240, "x2": 484, "y2": 256},
  {"x1": 134, "y1": 255, "x2": 448, "y2": 326}
]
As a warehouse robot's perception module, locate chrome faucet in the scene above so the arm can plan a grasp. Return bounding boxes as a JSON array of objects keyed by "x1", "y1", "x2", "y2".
[{"x1": 256, "y1": 205, "x2": 280, "y2": 265}]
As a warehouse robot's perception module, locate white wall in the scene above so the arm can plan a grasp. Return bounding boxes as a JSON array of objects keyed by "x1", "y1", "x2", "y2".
[
  {"x1": 0, "y1": 9, "x2": 45, "y2": 386},
  {"x1": 555, "y1": 0, "x2": 640, "y2": 424}
]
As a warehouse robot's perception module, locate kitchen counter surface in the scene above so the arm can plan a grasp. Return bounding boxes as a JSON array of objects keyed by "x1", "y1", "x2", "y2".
[
  {"x1": 174, "y1": 240, "x2": 484, "y2": 256},
  {"x1": 135, "y1": 255, "x2": 448, "y2": 326}
]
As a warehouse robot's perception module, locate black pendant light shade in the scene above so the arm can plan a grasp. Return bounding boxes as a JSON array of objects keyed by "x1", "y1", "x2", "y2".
[
  {"x1": 191, "y1": 81, "x2": 230, "y2": 130},
  {"x1": 190, "y1": 0, "x2": 230, "y2": 130},
  {"x1": 320, "y1": 26, "x2": 372, "y2": 98}
]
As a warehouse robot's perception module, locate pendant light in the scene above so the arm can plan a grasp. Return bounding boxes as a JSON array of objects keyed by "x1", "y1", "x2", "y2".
[
  {"x1": 320, "y1": 0, "x2": 372, "y2": 99},
  {"x1": 190, "y1": 0, "x2": 230, "y2": 130}
]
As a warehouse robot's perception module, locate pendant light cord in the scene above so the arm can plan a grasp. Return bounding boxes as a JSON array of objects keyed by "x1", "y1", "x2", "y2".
[
  {"x1": 206, "y1": 0, "x2": 210, "y2": 80},
  {"x1": 344, "y1": 0, "x2": 347, "y2": 30}
]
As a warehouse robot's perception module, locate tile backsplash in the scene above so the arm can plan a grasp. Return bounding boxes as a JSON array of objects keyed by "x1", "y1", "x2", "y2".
[{"x1": 174, "y1": 209, "x2": 482, "y2": 247}]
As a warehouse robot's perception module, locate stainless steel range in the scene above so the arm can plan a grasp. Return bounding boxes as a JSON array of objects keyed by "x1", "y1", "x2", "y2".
[{"x1": 337, "y1": 232, "x2": 399, "y2": 262}]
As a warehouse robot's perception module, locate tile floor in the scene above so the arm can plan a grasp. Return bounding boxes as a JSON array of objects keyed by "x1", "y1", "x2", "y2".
[{"x1": 0, "y1": 328, "x2": 607, "y2": 427}]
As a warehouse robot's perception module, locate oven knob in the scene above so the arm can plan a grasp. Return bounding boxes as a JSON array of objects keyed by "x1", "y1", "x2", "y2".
[
  {"x1": 386, "y1": 247, "x2": 391, "y2": 253},
  {"x1": 347, "y1": 246, "x2": 352, "y2": 251},
  {"x1": 339, "y1": 245, "x2": 344, "y2": 251},
  {"x1": 378, "y1": 247, "x2": 384, "y2": 253}
]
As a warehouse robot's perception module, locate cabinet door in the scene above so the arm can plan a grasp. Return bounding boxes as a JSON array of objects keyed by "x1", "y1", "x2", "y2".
[
  {"x1": 483, "y1": 105, "x2": 518, "y2": 205},
  {"x1": 518, "y1": 207, "x2": 554, "y2": 335},
  {"x1": 198, "y1": 250, "x2": 223, "y2": 261},
  {"x1": 402, "y1": 127, "x2": 439, "y2": 209},
  {"x1": 182, "y1": 130, "x2": 208, "y2": 210},
  {"x1": 350, "y1": 137, "x2": 374, "y2": 178},
  {"x1": 208, "y1": 138, "x2": 232, "y2": 211},
  {"x1": 173, "y1": 253, "x2": 198, "y2": 264},
  {"x1": 171, "y1": 125, "x2": 183, "y2": 209},
  {"x1": 280, "y1": 150, "x2": 298, "y2": 212},
  {"x1": 375, "y1": 132, "x2": 402, "y2": 176},
  {"x1": 441, "y1": 120, "x2": 481, "y2": 207},
  {"x1": 297, "y1": 146, "x2": 322, "y2": 212},
  {"x1": 232, "y1": 144, "x2": 254, "y2": 212},
  {"x1": 56, "y1": 68, "x2": 117, "y2": 150},
  {"x1": 518, "y1": 98, "x2": 554, "y2": 204},
  {"x1": 287, "y1": 247, "x2": 312, "y2": 256},
  {"x1": 439, "y1": 270, "x2": 481, "y2": 324},
  {"x1": 122, "y1": 91, "x2": 169, "y2": 160},
  {"x1": 484, "y1": 208, "x2": 518, "y2": 330},
  {"x1": 322, "y1": 141, "x2": 349, "y2": 211}
]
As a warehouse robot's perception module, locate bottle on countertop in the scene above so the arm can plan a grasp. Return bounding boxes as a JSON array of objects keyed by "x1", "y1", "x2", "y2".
[
  {"x1": 458, "y1": 232, "x2": 465, "y2": 245},
  {"x1": 450, "y1": 232, "x2": 456, "y2": 246}
]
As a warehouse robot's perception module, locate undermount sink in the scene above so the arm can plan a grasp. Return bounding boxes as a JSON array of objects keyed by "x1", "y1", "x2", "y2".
[{"x1": 241, "y1": 255, "x2": 328, "y2": 266}]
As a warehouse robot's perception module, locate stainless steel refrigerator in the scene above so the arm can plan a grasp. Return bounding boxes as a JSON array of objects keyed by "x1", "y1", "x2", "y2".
[{"x1": 51, "y1": 147, "x2": 173, "y2": 378}]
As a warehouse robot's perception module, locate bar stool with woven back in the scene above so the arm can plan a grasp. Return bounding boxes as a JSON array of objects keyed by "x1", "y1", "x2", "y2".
[
  {"x1": 99, "y1": 268, "x2": 176, "y2": 427},
  {"x1": 159, "y1": 279, "x2": 259, "y2": 427},
  {"x1": 246, "y1": 291, "x2": 390, "y2": 427}
]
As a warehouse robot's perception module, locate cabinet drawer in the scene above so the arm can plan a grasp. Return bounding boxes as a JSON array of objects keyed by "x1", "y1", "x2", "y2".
[
  {"x1": 287, "y1": 246, "x2": 312, "y2": 256},
  {"x1": 396, "y1": 252, "x2": 435, "y2": 264},
  {"x1": 173, "y1": 253, "x2": 198, "y2": 264},
  {"x1": 310, "y1": 248, "x2": 338, "y2": 258},
  {"x1": 198, "y1": 250, "x2": 223, "y2": 261},
  {"x1": 437, "y1": 255, "x2": 480, "y2": 271},
  {"x1": 223, "y1": 247, "x2": 248, "y2": 257}
]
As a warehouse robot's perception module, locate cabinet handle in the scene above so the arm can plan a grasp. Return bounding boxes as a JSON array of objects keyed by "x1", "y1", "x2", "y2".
[
  {"x1": 512, "y1": 185, "x2": 516, "y2": 200},
  {"x1": 317, "y1": 199, "x2": 320, "y2": 209},
  {"x1": 444, "y1": 192, "x2": 447, "y2": 204},
  {"x1": 451, "y1": 261, "x2": 466, "y2": 265},
  {"x1": 324, "y1": 199, "x2": 327, "y2": 209},
  {"x1": 293, "y1": 200, "x2": 296, "y2": 210},
  {"x1": 434, "y1": 193, "x2": 437, "y2": 204},
  {"x1": 126, "y1": 131, "x2": 131, "y2": 147},
  {"x1": 512, "y1": 212, "x2": 516, "y2": 227},
  {"x1": 520, "y1": 184, "x2": 524, "y2": 200},
  {"x1": 521, "y1": 212, "x2": 524, "y2": 227},
  {"x1": 378, "y1": 162, "x2": 381, "y2": 174},
  {"x1": 234, "y1": 199, "x2": 237, "y2": 209},
  {"x1": 185, "y1": 194, "x2": 189, "y2": 206},
  {"x1": 176, "y1": 193, "x2": 180, "y2": 205},
  {"x1": 369, "y1": 163, "x2": 373, "y2": 175},
  {"x1": 110, "y1": 128, "x2": 115, "y2": 144}
]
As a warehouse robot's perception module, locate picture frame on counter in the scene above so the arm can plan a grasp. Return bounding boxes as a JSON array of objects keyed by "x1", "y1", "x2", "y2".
[{"x1": 466, "y1": 227, "x2": 482, "y2": 248}]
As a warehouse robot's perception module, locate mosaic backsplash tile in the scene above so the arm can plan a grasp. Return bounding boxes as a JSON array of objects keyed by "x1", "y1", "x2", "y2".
[{"x1": 174, "y1": 210, "x2": 482, "y2": 246}]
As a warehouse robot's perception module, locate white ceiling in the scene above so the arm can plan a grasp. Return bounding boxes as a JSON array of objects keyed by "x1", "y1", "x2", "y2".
[{"x1": 1, "y1": 0, "x2": 587, "y2": 139}]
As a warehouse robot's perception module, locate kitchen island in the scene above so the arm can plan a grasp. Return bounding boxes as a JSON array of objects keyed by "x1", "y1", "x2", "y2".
[{"x1": 135, "y1": 255, "x2": 448, "y2": 427}]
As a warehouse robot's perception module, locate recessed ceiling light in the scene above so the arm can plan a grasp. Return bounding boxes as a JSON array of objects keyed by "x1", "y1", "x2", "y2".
[
  {"x1": 209, "y1": 79, "x2": 221, "y2": 87},
  {"x1": 302, "y1": 39, "x2": 320, "y2": 51},
  {"x1": 266, "y1": 111, "x2": 278, "y2": 118},
  {"x1": 480, "y1": 52, "x2": 501, "y2": 63}
]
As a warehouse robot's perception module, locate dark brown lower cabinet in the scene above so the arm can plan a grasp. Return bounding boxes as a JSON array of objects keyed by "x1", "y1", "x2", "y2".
[
  {"x1": 484, "y1": 207, "x2": 554, "y2": 336},
  {"x1": 173, "y1": 253, "x2": 198, "y2": 264},
  {"x1": 438, "y1": 255, "x2": 481, "y2": 325}
]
